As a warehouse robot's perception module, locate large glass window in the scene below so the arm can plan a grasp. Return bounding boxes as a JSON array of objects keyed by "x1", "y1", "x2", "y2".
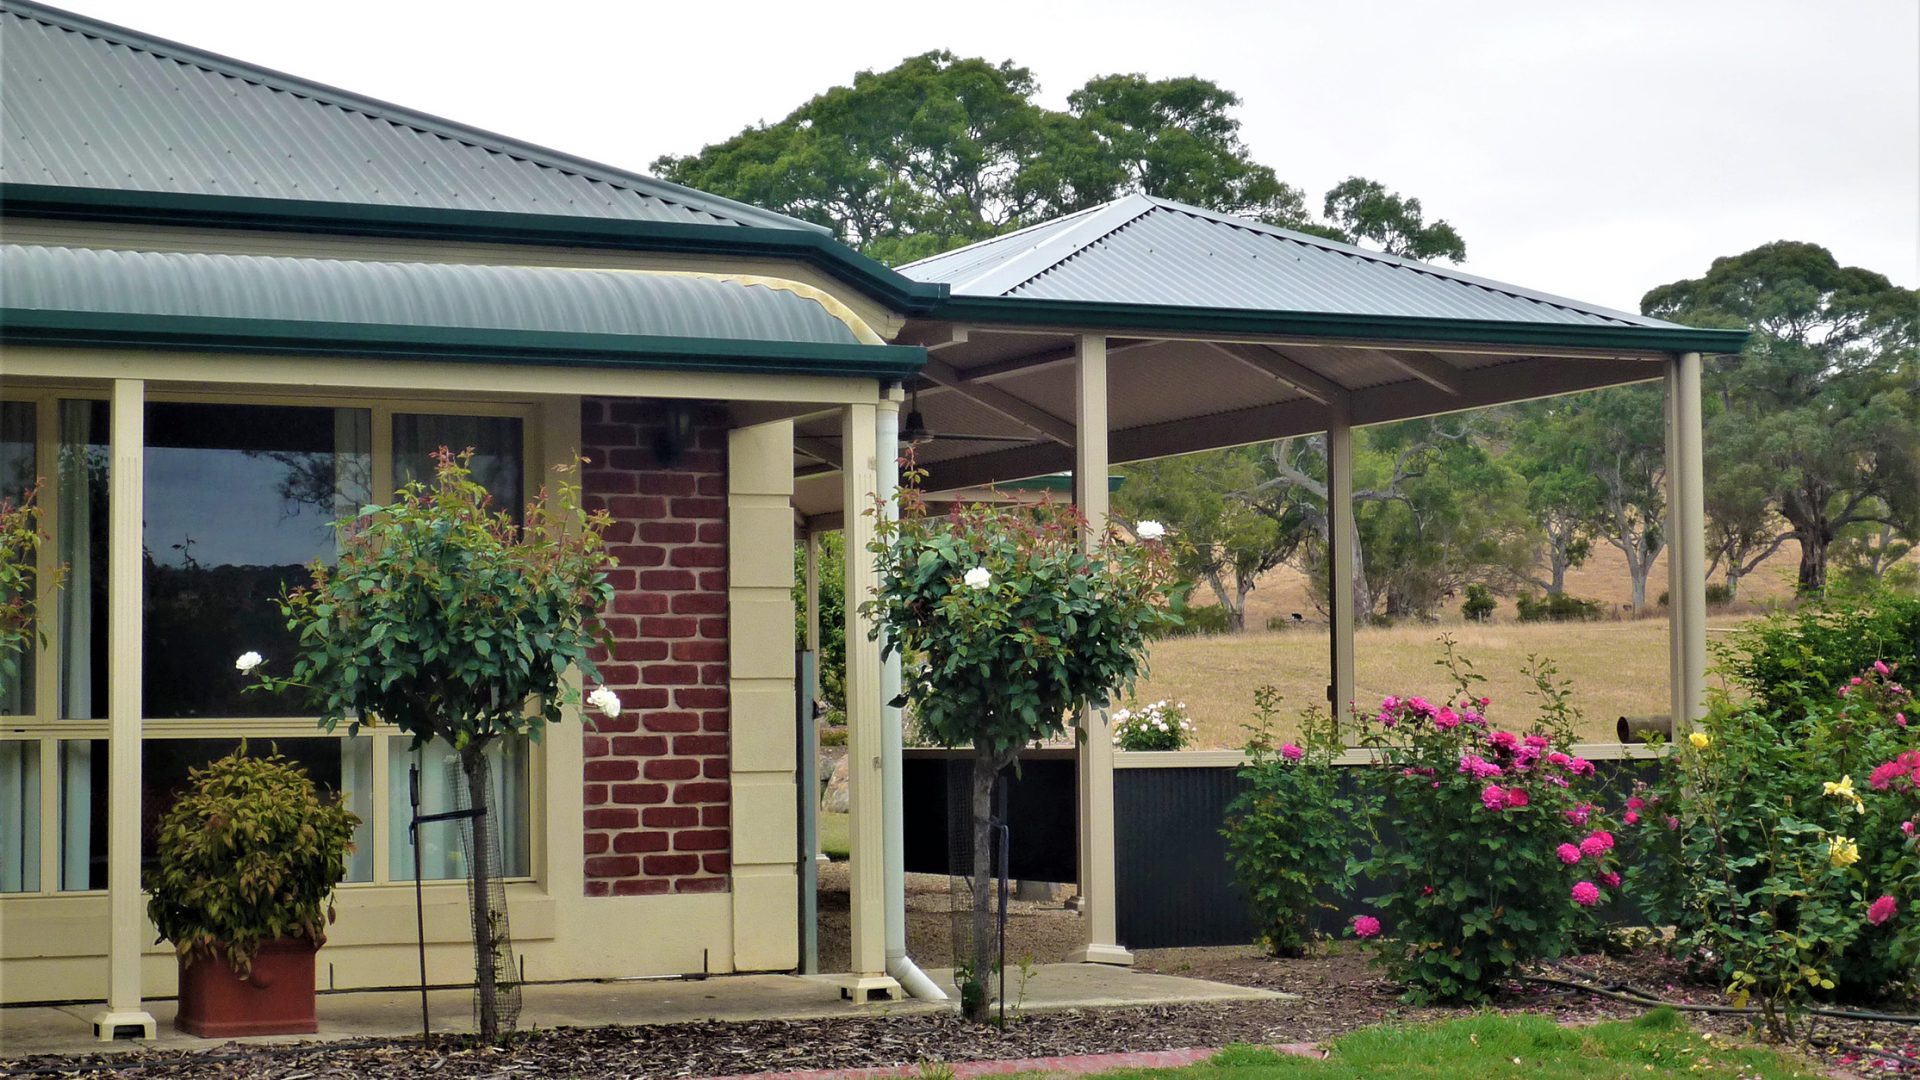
[
  {"x1": 0, "y1": 741, "x2": 40, "y2": 892},
  {"x1": 1, "y1": 402, "x2": 35, "y2": 716},
  {"x1": 142, "y1": 404, "x2": 371, "y2": 719},
  {"x1": 394, "y1": 414, "x2": 523, "y2": 518},
  {"x1": 0, "y1": 399, "x2": 537, "y2": 893},
  {"x1": 59, "y1": 401, "x2": 109, "y2": 721},
  {"x1": 389, "y1": 737, "x2": 530, "y2": 882}
]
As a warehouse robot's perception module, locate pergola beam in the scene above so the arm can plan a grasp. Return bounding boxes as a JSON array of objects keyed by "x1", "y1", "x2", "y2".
[
  {"x1": 793, "y1": 435, "x2": 841, "y2": 467},
  {"x1": 918, "y1": 357, "x2": 1076, "y2": 445},
  {"x1": 916, "y1": 355, "x2": 1664, "y2": 494},
  {"x1": 1207, "y1": 342, "x2": 1348, "y2": 405},
  {"x1": 1378, "y1": 350, "x2": 1465, "y2": 395}
]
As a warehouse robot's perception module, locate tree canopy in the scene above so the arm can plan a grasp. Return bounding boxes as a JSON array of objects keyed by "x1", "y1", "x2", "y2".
[
  {"x1": 1644, "y1": 240, "x2": 1919, "y2": 593},
  {"x1": 654, "y1": 52, "x2": 1456, "y2": 266}
]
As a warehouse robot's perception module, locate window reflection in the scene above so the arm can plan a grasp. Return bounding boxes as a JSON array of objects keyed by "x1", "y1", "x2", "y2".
[
  {"x1": 394, "y1": 414, "x2": 523, "y2": 521},
  {"x1": 1, "y1": 402, "x2": 36, "y2": 716},
  {"x1": 142, "y1": 404, "x2": 371, "y2": 719}
]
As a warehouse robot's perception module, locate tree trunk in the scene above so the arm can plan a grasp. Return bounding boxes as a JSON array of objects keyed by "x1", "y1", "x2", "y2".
[
  {"x1": 1798, "y1": 533, "x2": 1829, "y2": 594},
  {"x1": 966, "y1": 748, "x2": 997, "y2": 1023},
  {"x1": 1724, "y1": 563, "x2": 1741, "y2": 602},
  {"x1": 460, "y1": 743, "x2": 499, "y2": 1043},
  {"x1": 1628, "y1": 558, "x2": 1649, "y2": 615},
  {"x1": 1548, "y1": 558, "x2": 1568, "y2": 596}
]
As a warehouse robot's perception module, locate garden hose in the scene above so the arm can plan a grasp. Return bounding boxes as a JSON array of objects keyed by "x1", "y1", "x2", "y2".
[{"x1": 1525, "y1": 970, "x2": 1920, "y2": 1025}]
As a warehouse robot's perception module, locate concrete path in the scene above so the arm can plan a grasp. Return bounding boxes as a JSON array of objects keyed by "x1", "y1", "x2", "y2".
[{"x1": 0, "y1": 964, "x2": 1289, "y2": 1058}]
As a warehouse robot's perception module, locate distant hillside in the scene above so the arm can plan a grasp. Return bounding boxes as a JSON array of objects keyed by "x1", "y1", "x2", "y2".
[{"x1": 1223, "y1": 540, "x2": 1807, "y2": 628}]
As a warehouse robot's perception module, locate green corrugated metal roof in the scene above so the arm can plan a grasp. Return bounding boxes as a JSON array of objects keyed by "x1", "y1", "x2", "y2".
[
  {"x1": 0, "y1": 1, "x2": 821, "y2": 232},
  {"x1": 0, "y1": 244, "x2": 926, "y2": 378},
  {"x1": 904, "y1": 193, "x2": 1693, "y2": 331}
]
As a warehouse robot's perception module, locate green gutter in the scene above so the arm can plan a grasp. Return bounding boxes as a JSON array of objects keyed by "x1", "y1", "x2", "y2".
[
  {"x1": 0, "y1": 309, "x2": 927, "y2": 380},
  {"x1": 933, "y1": 296, "x2": 1752, "y2": 355},
  {"x1": 0, "y1": 183, "x2": 947, "y2": 315}
]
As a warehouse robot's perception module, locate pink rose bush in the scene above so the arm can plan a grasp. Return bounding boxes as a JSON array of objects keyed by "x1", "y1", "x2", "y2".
[
  {"x1": 1633, "y1": 650, "x2": 1919, "y2": 1028},
  {"x1": 1344, "y1": 647, "x2": 1623, "y2": 1004}
]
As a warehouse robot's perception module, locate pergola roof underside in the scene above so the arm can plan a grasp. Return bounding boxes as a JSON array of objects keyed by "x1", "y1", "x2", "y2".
[{"x1": 790, "y1": 327, "x2": 1666, "y2": 520}]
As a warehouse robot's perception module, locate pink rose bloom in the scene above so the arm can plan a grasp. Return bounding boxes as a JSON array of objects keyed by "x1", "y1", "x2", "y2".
[
  {"x1": 1482, "y1": 784, "x2": 1508, "y2": 811},
  {"x1": 1871, "y1": 760, "x2": 1909, "y2": 790},
  {"x1": 1579, "y1": 834, "x2": 1611, "y2": 858},
  {"x1": 1568, "y1": 757, "x2": 1595, "y2": 776},
  {"x1": 1433, "y1": 707, "x2": 1460, "y2": 730},
  {"x1": 1626, "y1": 796, "x2": 1646, "y2": 811},
  {"x1": 1566, "y1": 804, "x2": 1593, "y2": 826},
  {"x1": 1904, "y1": 820, "x2": 1916, "y2": 836},
  {"x1": 1874, "y1": 660, "x2": 1891, "y2": 676},
  {"x1": 1624, "y1": 810, "x2": 1640, "y2": 826},
  {"x1": 1351, "y1": 915, "x2": 1383, "y2": 938},
  {"x1": 1407, "y1": 696, "x2": 1433, "y2": 716},
  {"x1": 1505, "y1": 787, "x2": 1530, "y2": 809},
  {"x1": 1524, "y1": 734, "x2": 1551, "y2": 749},
  {"x1": 1850, "y1": 676, "x2": 1864, "y2": 686},
  {"x1": 1488, "y1": 730, "x2": 1519, "y2": 751},
  {"x1": 1867, "y1": 895, "x2": 1898, "y2": 926},
  {"x1": 1666, "y1": 816, "x2": 1680, "y2": 831},
  {"x1": 1837, "y1": 685, "x2": 1850, "y2": 698},
  {"x1": 1546, "y1": 775, "x2": 1569, "y2": 788},
  {"x1": 1571, "y1": 881, "x2": 1601, "y2": 907},
  {"x1": 1547, "y1": 752, "x2": 1571, "y2": 768},
  {"x1": 1280, "y1": 743, "x2": 1304, "y2": 762},
  {"x1": 1478, "y1": 696, "x2": 1491, "y2": 707},
  {"x1": 1601, "y1": 871, "x2": 1622, "y2": 889},
  {"x1": 1381, "y1": 695, "x2": 1400, "y2": 711},
  {"x1": 1898, "y1": 713, "x2": 1908, "y2": 727},
  {"x1": 1556, "y1": 843, "x2": 1582, "y2": 865}
]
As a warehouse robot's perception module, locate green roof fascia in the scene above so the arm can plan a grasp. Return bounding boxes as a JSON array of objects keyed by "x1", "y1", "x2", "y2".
[
  {"x1": 0, "y1": 183, "x2": 949, "y2": 316},
  {"x1": 1000, "y1": 474, "x2": 1124, "y2": 494},
  {"x1": 932, "y1": 295, "x2": 1752, "y2": 355},
  {"x1": 0, "y1": 308, "x2": 928, "y2": 380}
]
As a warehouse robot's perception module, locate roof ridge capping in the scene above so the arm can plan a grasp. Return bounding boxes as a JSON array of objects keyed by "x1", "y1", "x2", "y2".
[
  {"x1": 1135, "y1": 193, "x2": 1675, "y2": 329},
  {"x1": 0, "y1": 0, "x2": 826, "y2": 234}
]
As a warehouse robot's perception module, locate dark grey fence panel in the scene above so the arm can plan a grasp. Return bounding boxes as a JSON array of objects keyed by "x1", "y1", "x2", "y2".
[{"x1": 1114, "y1": 754, "x2": 1665, "y2": 951}]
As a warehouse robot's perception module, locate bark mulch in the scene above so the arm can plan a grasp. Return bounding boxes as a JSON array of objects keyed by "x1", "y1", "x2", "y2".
[{"x1": 5, "y1": 946, "x2": 1913, "y2": 1079}]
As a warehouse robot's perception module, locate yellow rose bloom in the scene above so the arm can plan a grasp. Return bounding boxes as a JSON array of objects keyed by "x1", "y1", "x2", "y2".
[
  {"x1": 1828, "y1": 835, "x2": 1860, "y2": 868},
  {"x1": 1823, "y1": 775, "x2": 1866, "y2": 814},
  {"x1": 1689, "y1": 731, "x2": 1710, "y2": 749}
]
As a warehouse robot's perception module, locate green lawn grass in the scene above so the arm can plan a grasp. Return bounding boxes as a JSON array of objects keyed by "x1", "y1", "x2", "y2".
[
  {"x1": 818, "y1": 810, "x2": 849, "y2": 860},
  {"x1": 1093, "y1": 1010, "x2": 1816, "y2": 1079}
]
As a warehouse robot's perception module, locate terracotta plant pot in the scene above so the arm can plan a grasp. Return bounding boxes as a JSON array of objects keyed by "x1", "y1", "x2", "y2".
[{"x1": 174, "y1": 937, "x2": 319, "y2": 1037}]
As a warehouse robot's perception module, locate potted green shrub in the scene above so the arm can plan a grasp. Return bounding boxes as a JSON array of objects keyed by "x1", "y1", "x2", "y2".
[{"x1": 144, "y1": 744, "x2": 358, "y2": 1037}]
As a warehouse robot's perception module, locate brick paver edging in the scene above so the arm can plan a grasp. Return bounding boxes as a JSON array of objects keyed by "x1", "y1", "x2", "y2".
[{"x1": 695, "y1": 1044, "x2": 1327, "y2": 1080}]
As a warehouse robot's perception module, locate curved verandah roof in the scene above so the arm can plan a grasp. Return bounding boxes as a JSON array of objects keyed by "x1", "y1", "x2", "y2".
[{"x1": 789, "y1": 194, "x2": 1747, "y2": 521}]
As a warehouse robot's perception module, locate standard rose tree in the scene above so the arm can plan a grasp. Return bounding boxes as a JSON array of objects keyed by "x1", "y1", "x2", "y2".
[
  {"x1": 864, "y1": 477, "x2": 1177, "y2": 1021},
  {"x1": 243, "y1": 448, "x2": 617, "y2": 1042}
]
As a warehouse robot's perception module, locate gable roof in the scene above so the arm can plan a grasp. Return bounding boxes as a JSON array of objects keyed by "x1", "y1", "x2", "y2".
[
  {"x1": 0, "y1": 0, "x2": 820, "y2": 231},
  {"x1": 903, "y1": 193, "x2": 1682, "y2": 331}
]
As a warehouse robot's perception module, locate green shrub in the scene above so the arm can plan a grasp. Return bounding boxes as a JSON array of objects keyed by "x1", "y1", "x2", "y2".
[
  {"x1": 145, "y1": 745, "x2": 359, "y2": 975},
  {"x1": 1460, "y1": 584, "x2": 1497, "y2": 623},
  {"x1": 1704, "y1": 582, "x2": 1734, "y2": 607},
  {"x1": 1718, "y1": 587, "x2": 1920, "y2": 713},
  {"x1": 1111, "y1": 699, "x2": 1194, "y2": 751},
  {"x1": 1515, "y1": 592, "x2": 1601, "y2": 622},
  {"x1": 1164, "y1": 601, "x2": 1232, "y2": 637},
  {"x1": 1222, "y1": 687, "x2": 1355, "y2": 956},
  {"x1": 1630, "y1": 659, "x2": 1920, "y2": 1032},
  {"x1": 1349, "y1": 645, "x2": 1621, "y2": 1004}
]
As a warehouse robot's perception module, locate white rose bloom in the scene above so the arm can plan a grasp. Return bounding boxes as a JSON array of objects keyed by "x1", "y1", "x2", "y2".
[
  {"x1": 963, "y1": 566, "x2": 993, "y2": 590},
  {"x1": 1135, "y1": 520, "x2": 1166, "y2": 540},
  {"x1": 235, "y1": 651, "x2": 264, "y2": 673},
  {"x1": 587, "y1": 685, "x2": 622, "y2": 719}
]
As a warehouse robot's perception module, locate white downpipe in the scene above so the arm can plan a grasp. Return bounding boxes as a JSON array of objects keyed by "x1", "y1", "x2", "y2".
[{"x1": 877, "y1": 395, "x2": 946, "y2": 1001}]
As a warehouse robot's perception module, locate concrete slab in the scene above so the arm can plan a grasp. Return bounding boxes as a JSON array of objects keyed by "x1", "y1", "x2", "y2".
[{"x1": 0, "y1": 965, "x2": 1287, "y2": 1059}]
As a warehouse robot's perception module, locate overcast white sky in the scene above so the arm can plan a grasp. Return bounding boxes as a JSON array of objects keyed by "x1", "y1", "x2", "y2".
[{"x1": 55, "y1": 0, "x2": 1920, "y2": 311}]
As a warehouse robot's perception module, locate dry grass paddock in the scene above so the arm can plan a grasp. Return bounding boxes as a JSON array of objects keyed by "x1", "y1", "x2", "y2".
[{"x1": 1131, "y1": 616, "x2": 1751, "y2": 747}]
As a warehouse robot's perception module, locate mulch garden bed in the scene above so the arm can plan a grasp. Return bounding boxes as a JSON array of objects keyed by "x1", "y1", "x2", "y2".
[{"x1": 4, "y1": 946, "x2": 1913, "y2": 1078}]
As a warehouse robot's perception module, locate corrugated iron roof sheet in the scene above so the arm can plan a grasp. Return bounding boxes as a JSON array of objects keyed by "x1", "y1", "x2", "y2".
[
  {"x1": 903, "y1": 194, "x2": 1681, "y2": 330},
  {"x1": 0, "y1": 1, "x2": 820, "y2": 231},
  {"x1": 0, "y1": 244, "x2": 865, "y2": 345}
]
